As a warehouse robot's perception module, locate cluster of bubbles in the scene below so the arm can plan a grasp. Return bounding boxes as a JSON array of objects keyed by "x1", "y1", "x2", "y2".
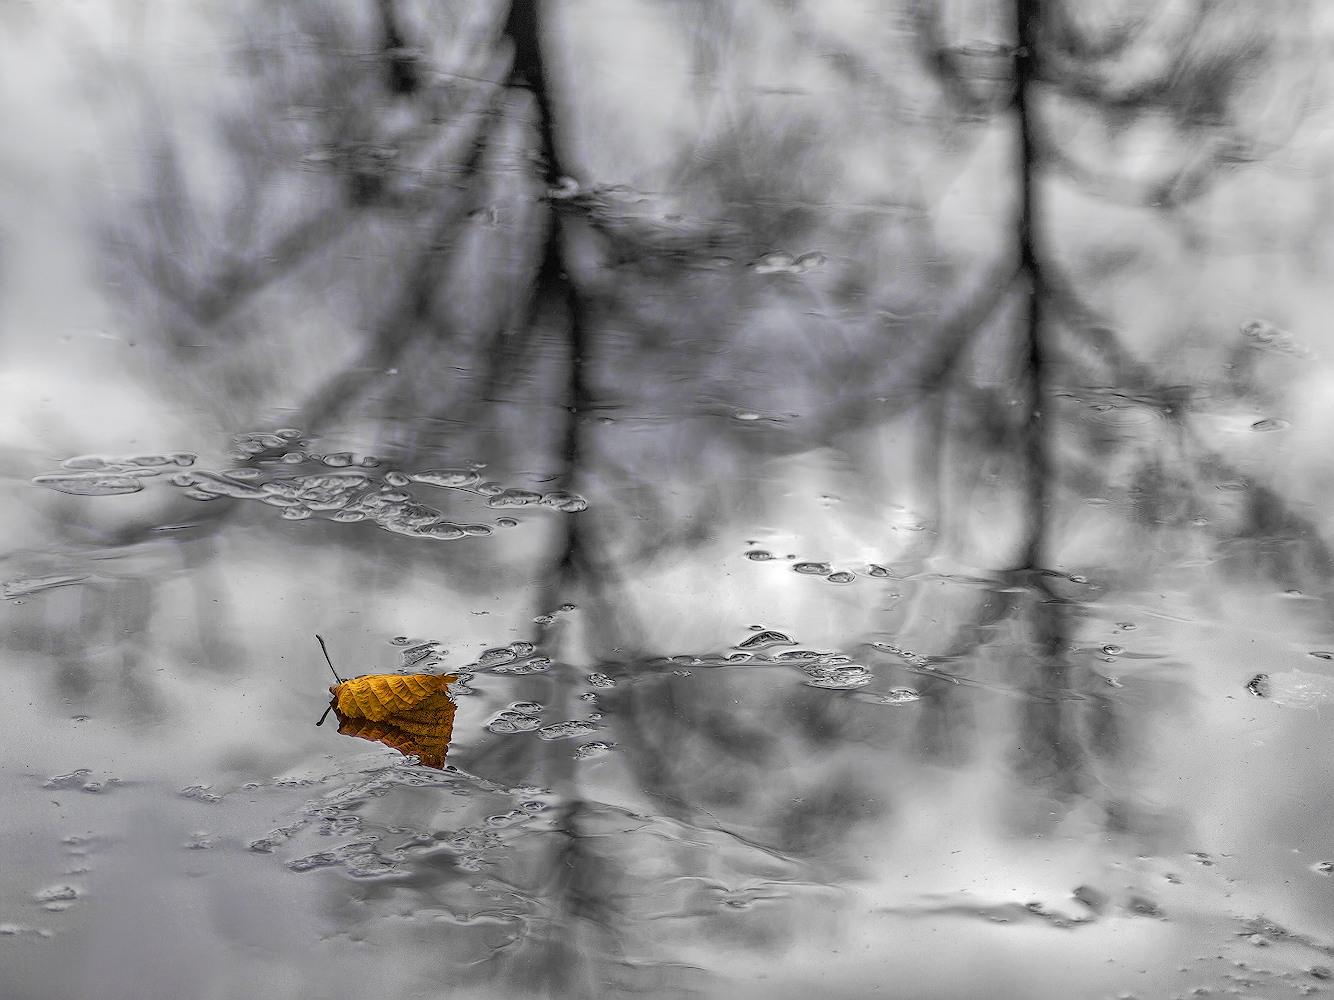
[
  {"x1": 745, "y1": 550, "x2": 895, "y2": 584},
  {"x1": 31, "y1": 452, "x2": 197, "y2": 496},
  {"x1": 32, "y1": 429, "x2": 588, "y2": 540}
]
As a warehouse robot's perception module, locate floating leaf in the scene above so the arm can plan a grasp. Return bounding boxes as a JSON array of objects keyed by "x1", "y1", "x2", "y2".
[{"x1": 316, "y1": 636, "x2": 458, "y2": 767}]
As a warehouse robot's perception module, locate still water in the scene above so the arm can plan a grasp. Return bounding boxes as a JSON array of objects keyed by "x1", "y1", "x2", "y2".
[{"x1": 2, "y1": 2, "x2": 1334, "y2": 998}]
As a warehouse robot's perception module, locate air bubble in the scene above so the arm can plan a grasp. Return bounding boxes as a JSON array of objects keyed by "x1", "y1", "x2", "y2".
[
  {"x1": 486, "y1": 711, "x2": 541, "y2": 734},
  {"x1": 586, "y1": 673, "x2": 616, "y2": 688},
  {"x1": 745, "y1": 550, "x2": 773, "y2": 560},
  {"x1": 360, "y1": 456, "x2": 381, "y2": 467},
  {"x1": 793, "y1": 562, "x2": 832, "y2": 576},
  {"x1": 510, "y1": 701, "x2": 543, "y2": 714},
  {"x1": 827, "y1": 571, "x2": 856, "y2": 584},
  {"x1": 280, "y1": 506, "x2": 313, "y2": 519},
  {"x1": 32, "y1": 473, "x2": 145, "y2": 496},
  {"x1": 391, "y1": 637, "x2": 411, "y2": 645},
  {"x1": 879, "y1": 688, "x2": 921, "y2": 704},
  {"x1": 1216, "y1": 480, "x2": 1249, "y2": 493},
  {"x1": 497, "y1": 518, "x2": 518, "y2": 527},
  {"x1": 281, "y1": 453, "x2": 306, "y2": 464},
  {"x1": 1309, "y1": 652, "x2": 1333, "y2": 660},
  {"x1": 331, "y1": 510, "x2": 366, "y2": 522},
  {"x1": 476, "y1": 647, "x2": 516, "y2": 667},
  {"x1": 539, "y1": 492, "x2": 588, "y2": 513},
  {"x1": 492, "y1": 657, "x2": 553, "y2": 675},
  {"x1": 411, "y1": 469, "x2": 479, "y2": 489},
  {"x1": 487, "y1": 489, "x2": 541, "y2": 508},
  {"x1": 1118, "y1": 623, "x2": 1137, "y2": 630},
  {"x1": 733, "y1": 410, "x2": 762, "y2": 421},
  {"x1": 737, "y1": 631, "x2": 793, "y2": 649},
  {"x1": 384, "y1": 471, "x2": 411, "y2": 487},
  {"x1": 536, "y1": 720, "x2": 598, "y2": 741},
  {"x1": 573, "y1": 742, "x2": 615, "y2": 760},
  {"x1": 61, "y1": 455, "x2": 114, "y2": 471},
  {"x1": 803, "y1": 664, "x2": 872, "y2": 689},
  {"x1": 321, "y1": 453, "x2": 352, "y2": 467},
  {"x1": 1102, "y1": 644, "x2": 1125, "y2": 655},
  {"x1": 867, "y1": 565, "x2": 891, "y2": 578},
  {"x1": 34, "y1": 886, "x2": 78, "y2": 904},
  {"x1": 1251, "y1": 418, "x2": 1289, "y2": 432}
]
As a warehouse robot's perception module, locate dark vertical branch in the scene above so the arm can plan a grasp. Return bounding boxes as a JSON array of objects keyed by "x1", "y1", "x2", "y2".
[
  {"x1": 1015, "y1": 0, "x2": 1049, "y2": 580},
  {"x1": 504, "y1": 0, "x2": 592, "y2": 602}
]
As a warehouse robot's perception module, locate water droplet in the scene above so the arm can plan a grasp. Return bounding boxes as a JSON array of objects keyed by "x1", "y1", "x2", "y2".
[
  {"x1": 1102, "y1": 644, "x2": 1125, "y2": 656},
  {"x1": 736, "y1": 631, "x2": 793, "y2": 649},
  {"x1": 536, "y1": 720, "x2": 598, "y2": 741},
  {"x1": 586, "y1": 673, "x2": 616, "y2": 688},
  {"x1": 1251, "y1": 418, "x2": 1289, "y2": 432},
  {"x1": 826, "y1": 571, "x2": 856, "y2": 584},
  {"x1": 573, "y1": 742, "x2": 615, "y2": 760},
  {"x1": 745, "y1": 549, "x2": 774, "y2": 561},
  {"x1": 383, "y1": 470, "x2": 411, "y2": 487},
  {"x1": 793, "y1": 562, "x2": 832, "y2": 575}
]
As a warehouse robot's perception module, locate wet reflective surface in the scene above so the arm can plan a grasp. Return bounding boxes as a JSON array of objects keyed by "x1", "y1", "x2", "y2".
[{"x1": 4, "y1": 2, "x2": 1334, "y2": 998}]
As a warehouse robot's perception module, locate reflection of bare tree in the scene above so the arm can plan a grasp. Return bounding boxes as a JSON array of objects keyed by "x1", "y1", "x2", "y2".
[{"x1": 21, "y1": 0, "x2": 1329, "y2": 990}]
